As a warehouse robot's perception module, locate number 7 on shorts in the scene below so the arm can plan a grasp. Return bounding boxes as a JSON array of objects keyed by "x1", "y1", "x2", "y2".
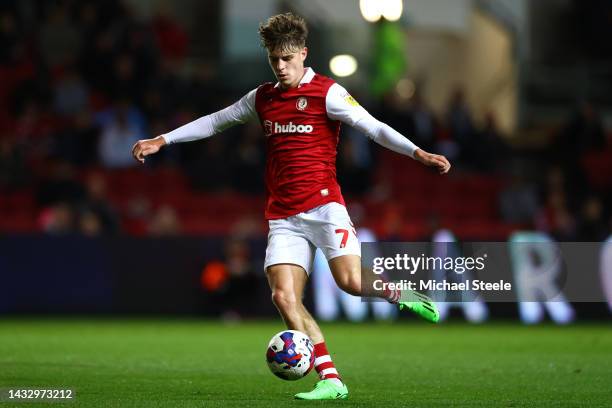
[{"x1": 335, "y1": 229, "x2": 349, "y2": 248}]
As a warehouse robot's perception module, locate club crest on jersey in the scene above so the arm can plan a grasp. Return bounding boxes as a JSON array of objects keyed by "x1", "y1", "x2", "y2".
[{"x1": 296, "y1": 97, "x2": 308, "y2": 111}]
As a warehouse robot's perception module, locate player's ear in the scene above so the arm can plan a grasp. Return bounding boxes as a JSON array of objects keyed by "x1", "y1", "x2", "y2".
[{"x1": 301, "y1": 47, "x2": 308, "y2": 62}]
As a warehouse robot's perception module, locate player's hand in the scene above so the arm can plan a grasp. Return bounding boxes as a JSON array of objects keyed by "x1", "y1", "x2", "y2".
[
  {"x1": 131, "y1": 136, "x2": 167, "y2": 164},
  {"x1": 414, "y1": 149, "x2": 451, "y2": 175}
]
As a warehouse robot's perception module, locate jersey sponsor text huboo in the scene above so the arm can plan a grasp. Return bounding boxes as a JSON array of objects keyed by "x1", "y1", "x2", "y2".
[{"x1": 269, "y1": 121, "x2": 314, "y2": 134}]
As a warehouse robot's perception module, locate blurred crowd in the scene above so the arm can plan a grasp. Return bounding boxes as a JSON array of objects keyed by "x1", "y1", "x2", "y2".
[
  {"x1": 0, "y1": 0, "x2": 610, "y2": 243},
  {"x1": 0, "y1": 0, "x2": 256, "y2": 236},
  {"x1": 348, "y1": 87, "x2": 611, "y2": 242}
]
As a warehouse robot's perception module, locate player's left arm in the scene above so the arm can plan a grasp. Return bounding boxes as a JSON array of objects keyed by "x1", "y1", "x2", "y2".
[{"x1": 326, "y1": 84, "x2": 450, "y2": 175}]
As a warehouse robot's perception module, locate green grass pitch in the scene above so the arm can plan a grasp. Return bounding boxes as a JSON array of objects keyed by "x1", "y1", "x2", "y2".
[{"x1": 0, "y1": 319, "x2": 610, "y2": 407}]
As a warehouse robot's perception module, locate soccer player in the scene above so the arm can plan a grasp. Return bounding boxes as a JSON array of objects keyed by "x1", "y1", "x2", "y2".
[{"x1": 132, "y1": 13, "x2": 451, "y2": 400}]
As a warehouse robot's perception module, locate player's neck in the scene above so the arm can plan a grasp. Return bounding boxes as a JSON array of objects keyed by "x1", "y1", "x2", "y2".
[{"x1": 280, "y1": 67, "x2": 307, "y2": 91}]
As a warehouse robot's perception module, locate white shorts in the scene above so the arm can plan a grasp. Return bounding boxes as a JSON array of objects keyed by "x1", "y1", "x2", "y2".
[{"x1": 264, "y1": 202, "x2": 361, "y2": 275}]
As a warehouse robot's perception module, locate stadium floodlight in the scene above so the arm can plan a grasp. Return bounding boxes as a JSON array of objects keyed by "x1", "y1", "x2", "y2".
[
  {"x1": 329, "y1": 54, "x2": 358, "y2": 77},
  {"x1": 381, "y1": 0, "x2": 403, "y2": 22},
  {"x1": 360, "y1": 0, "x2": 403, "y2": 23},
  {"x1": 359, "y1": 0, "x2": 382, "y2": 23}
]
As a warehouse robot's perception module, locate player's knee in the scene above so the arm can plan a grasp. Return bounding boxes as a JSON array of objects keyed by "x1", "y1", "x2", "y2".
[
  {"x1": 338, "y1": 274, "x2": 361, "y2": 296},
  {"x1": 346, "y1": 278, "x2": 362, "y2": 296},
  {"x1": 271, "y1": 289, "x2": 299, "y2": 312}
]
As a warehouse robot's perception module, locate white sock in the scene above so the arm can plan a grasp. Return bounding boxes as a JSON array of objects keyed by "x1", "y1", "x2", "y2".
[{"x1": 328, "y1": 378, "x2": 343, "y2": 387}]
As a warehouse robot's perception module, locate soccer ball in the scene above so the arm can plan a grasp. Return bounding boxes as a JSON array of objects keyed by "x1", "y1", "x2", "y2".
[{"x1": 265, "y1": 330, "x2": 315, "y2": 380}]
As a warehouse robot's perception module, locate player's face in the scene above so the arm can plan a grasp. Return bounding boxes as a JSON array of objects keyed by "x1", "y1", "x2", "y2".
[{"x1": 267, "y1": 47, "x2": 308, "y2": 89}]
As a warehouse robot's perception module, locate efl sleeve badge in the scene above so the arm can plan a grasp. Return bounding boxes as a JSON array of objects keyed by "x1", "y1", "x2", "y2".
[{"x1": 343, "y1": 93, "x2": 360, "y2": 107}]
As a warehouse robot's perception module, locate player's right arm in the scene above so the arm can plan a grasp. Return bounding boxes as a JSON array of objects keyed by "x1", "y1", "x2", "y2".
[{"x1": 132, "y1": 88, "x2": 258, "y2": 163}]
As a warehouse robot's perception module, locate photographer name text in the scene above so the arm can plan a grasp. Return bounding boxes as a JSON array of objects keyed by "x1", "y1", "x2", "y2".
[{"x1": 373, "y1": 279, "x2": 512, "y2": 292}]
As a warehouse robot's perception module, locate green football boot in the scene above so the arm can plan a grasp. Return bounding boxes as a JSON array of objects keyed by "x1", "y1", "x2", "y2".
[
  {"x1": 398, "y1": 290, "x2": 440, "y2": 323},
  {"x1": 294, "y1": 379, "x2": 348, "y2": 400}
]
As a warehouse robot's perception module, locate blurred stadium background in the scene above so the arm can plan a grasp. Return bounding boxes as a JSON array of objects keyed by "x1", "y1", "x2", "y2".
[{"x1": 0, "y1": 0, "x2": 611, "y2": 322}]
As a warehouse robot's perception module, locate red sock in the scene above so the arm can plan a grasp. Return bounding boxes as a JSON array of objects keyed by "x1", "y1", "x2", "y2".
[
  {"x1": 383, "y1": 286, "x2": 401, "y2": 304},
  {"x1": 314, "y1": 342, "x2": 341, "y2": 381}
]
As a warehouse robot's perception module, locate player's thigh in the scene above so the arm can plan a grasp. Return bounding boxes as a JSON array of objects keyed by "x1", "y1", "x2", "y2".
[
  {"x1": 328, "y1": 254, "x2": 362, "y2": 294},
  {"x1": 305, "y1": 202, "x2": 361, "y2": 261},
  {"x1": 266, "y1": 263, "x2": 310, "y2": 302}
]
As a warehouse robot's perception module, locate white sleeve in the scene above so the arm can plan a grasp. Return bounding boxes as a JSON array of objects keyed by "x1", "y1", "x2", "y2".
[
  {"x1": 325, "y1": 83, "x2": 419, "y2": 159},
  {"x1": 162, "y1": 88, "x2": 258, "y2": 144}
]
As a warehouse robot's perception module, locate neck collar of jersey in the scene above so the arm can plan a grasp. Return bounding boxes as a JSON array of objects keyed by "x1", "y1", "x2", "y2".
[{"x1": 274, "y1": 67, "x2": 315, "y2": 89}]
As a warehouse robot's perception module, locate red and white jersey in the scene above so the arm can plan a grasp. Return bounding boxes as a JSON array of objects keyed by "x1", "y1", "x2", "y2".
[
  {"x1": 256, "y1": 69, "x2": 345, "y2": 219},
  {"x1": 162, "y1": 67, "x2": 418, "y2": 220}
]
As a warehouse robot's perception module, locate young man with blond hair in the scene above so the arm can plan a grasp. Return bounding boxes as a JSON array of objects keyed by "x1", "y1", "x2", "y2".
[{"x1": 132, "y1": 13, "x2": 450, "y2": 400}]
